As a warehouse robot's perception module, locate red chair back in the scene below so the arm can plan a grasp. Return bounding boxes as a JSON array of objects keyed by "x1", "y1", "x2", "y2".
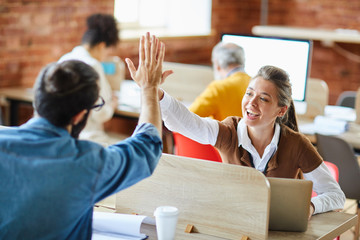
[
  {"x1": 311, "y1": 161, "x2": 340, "y2": 240},
  {"x1": 324, "y1": 161, "x2": 339, "y2": 182},
  {"x1": 312, "y1": 161, "x2": 339, "y2": 197},
  {"x1": 172, "y1": 132, "x2": 222, "y2": 162}
]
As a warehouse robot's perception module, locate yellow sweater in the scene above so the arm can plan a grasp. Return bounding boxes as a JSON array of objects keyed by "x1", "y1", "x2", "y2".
[{"x1": 189, "y1": 72, "x2": 251, "y2": 121}]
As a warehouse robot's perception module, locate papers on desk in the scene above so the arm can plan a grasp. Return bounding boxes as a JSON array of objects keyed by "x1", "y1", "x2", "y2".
[
  {"x1": 117, "y1": 80, "x2": 141, "y2": 112},
  {"x1": 92, "y1": 212, "x2": 155, "y2": 240},
  {"x1": 299, "y1": 115, "x2": 349, "y2": 135},
  {"x1": 324, "y1": 105, "x2": 356, "y2": 122}
]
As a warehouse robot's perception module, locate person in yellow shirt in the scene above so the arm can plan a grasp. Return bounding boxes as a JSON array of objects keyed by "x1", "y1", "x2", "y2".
[{"x1": 189, "y1": 42, "x2": 251, "y2": 121}]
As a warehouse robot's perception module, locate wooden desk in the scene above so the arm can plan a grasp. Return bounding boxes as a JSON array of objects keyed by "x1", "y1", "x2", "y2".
[
  {"x1": 114, "y1": 107, "x2": 139, "y2": 119},
  {"x1": 0, "y1": 87, "x2": 34, "y2": 126},
  {"x1": 133, "y1": 212, "x2": 357, "y2": 240},
  {"x1": 115, "y1": 154, "x2": 358, "y2": 240},
  {"x1": 269, "y1": 212, "x2": 357, "y2": 240}
]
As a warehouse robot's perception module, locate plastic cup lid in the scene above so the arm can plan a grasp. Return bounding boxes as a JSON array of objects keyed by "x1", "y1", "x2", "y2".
[{"x1": 154, "y1": 206, "x2": 179, "y2": 217}]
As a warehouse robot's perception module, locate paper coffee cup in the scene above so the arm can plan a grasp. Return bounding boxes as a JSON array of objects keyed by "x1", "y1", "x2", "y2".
[{"x1": 154, "y1": 206, "x2": 179, "y2": 240}]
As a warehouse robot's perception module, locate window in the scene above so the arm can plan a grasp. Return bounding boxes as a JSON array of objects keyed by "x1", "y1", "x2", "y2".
[{"x1": 114, "y1": 0, "x2": 212, "y2": 39}]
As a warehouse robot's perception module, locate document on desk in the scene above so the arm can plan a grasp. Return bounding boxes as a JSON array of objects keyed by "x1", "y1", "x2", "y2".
[
  {"x1": 324, "y1": 105, "x2": 356, "y2": 122},
  {"x1": 117, "y1": 80, "x2": 141, "y2": 112},
  {"x1": 299, "y1": 115, "x2": 349, "y2": 135},
  {"x1": 92, "y1": 212, "x2": 155, "y2": 240}
]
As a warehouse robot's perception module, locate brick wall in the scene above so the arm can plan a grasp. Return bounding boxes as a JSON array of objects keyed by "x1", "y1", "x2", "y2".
[
  {"x1": 0, "y1": 0, "x2": 114, "y2": 87},
  {"x1": 1, "y1": 0, "x2": 359, "y2": 105},
  {"x1": 267, "y1": 0, "x2": 360, "y2": 103}
]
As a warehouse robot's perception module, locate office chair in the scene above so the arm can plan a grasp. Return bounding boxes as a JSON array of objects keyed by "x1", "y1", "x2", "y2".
[
  {"x1": 310, "y1": 161, "x2": 341, "y2": 240},
  {"x1": 172, "y1": 132, "x2": 222, "y2": 162},
  {"x1": 316, "y1": 133, "x2": 360, "y2": 240},
  {"x1": 336, "y1": 91, "x2": 357, "y2": 109}
]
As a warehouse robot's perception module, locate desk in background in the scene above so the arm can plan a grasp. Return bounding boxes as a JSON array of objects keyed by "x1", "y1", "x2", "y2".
[
  {"x1": 0, "y1": 86, "x2": 139, "y2": 125},
  {"x1": 297, "y1": 105, "x2": 360, "y2": 150},
  {"x1": 0, "y1": 87, "x2": 34, "y2": 126},
  {"x1": 116, "y1": 79, "x2": 192, "y2": 118}
]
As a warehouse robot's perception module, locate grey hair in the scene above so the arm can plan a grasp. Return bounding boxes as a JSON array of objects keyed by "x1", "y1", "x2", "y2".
[{"x1": 211, "y1": 42, "x2": 245, "y2": 69}]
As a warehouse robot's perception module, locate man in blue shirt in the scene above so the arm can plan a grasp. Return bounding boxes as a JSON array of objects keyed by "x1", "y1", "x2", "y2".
[{"x1": 0, "y1": 33, "x2": 172, "y2": 239}]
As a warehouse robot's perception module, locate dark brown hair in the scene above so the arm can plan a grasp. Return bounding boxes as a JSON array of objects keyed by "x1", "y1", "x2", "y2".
[
  {"x1": 82, "y1": 13, "x2": 119, "y2": 48},
  {"x1": 33, "y1": 60, "x2": 99, "y2": 128}
]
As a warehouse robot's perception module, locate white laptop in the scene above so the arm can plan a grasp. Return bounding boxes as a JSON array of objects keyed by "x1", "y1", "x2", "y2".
[{"x1": 267, "y1": 177, "x2": 313, "y2": 232}]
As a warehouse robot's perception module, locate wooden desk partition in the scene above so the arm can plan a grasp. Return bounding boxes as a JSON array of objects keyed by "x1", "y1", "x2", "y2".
[{"x1": 116, "y1": 153, "x2": 270, "y2": 240}]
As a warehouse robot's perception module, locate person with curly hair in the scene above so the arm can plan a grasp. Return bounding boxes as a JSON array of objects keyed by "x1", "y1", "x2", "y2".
[{"x1": 59, "y1": 13, "x2": 124, "y2": 145}]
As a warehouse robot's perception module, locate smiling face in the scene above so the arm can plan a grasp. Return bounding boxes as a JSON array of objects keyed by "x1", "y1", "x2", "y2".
[{"x1": 242, "y1": 77, "x2": 288, "y2": 132}]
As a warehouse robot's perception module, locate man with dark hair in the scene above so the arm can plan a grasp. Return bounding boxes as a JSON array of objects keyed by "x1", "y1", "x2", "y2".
[{"x1": 0, "y1": 33, "x2": 171, "y2": 239}]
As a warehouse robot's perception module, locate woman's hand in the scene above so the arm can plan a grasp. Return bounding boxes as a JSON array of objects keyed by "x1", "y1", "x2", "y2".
[{"x1": 308, "y1": 202, "x2": 315, "y2": 220}]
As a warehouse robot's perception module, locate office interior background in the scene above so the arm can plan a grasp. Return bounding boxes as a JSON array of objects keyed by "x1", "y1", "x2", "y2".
[{"x1": 1, "y1": 0, "x2": 360, "y2": 121}]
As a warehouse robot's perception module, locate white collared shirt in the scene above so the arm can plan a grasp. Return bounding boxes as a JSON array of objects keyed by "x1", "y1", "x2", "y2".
[{"x1": 237, "y1": 119, "x2": 280, "y2": 172}]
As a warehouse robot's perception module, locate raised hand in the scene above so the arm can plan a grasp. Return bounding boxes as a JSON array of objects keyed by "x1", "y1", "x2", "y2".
[{"x1": 125, "y1": 32, "x2": 172, "y2": 89}]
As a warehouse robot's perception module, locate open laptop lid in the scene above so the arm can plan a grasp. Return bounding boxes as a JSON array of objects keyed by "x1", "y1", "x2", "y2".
[{"x1": 267, "y1": 177, "x2": 313, "y2": 232}]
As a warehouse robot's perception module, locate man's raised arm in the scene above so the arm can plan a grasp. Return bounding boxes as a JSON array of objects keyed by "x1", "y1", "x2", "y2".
[{"x1": 125, "y1": 33, "x2": 172, "y2": 136}]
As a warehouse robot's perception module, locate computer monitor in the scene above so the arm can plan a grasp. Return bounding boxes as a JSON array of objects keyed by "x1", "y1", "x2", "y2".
[{"x1": 221, "y1": 34, "x2": 312, "y2": 102}]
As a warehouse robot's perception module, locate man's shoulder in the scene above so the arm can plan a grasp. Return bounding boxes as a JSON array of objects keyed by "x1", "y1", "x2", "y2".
[
  {"x1": 211, "y1": 72, "x2": 251, "y2": 88},
  {"x1": 227, "y1": 72, "x2": 252, "y2": 82}
]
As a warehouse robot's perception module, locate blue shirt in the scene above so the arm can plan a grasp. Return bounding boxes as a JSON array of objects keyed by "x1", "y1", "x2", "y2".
[{"x1": 0, "y1": 118, "x2": 162, "y2": 239}]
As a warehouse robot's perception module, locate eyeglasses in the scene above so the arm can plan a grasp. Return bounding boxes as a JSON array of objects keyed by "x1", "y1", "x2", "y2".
[{"x1": 90, "y1": 96, "x2": 105, "y2": 111}]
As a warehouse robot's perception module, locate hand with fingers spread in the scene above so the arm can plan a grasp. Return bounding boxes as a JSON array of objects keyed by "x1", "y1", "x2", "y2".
[
  {"x1": 125, "y1": 32, "x2": 172, "y2": 90},
  {"x1": 125, "y1": 33, "x2": 172, "y2": 135}
]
